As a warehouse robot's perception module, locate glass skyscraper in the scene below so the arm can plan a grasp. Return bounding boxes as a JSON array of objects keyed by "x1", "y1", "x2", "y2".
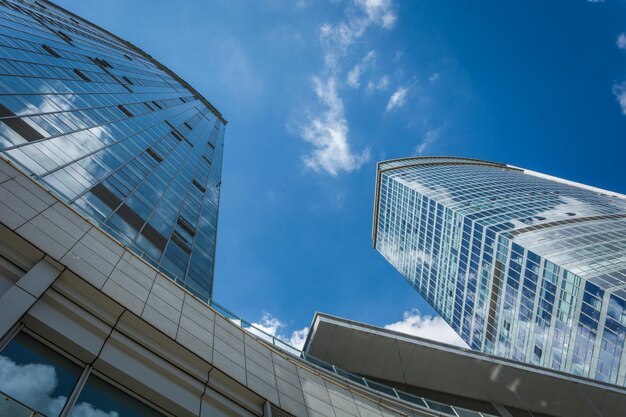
[
  {"x1": 373, "y1": 156, "x2": 626, "y2": 386},
  {"x1": 0, "y1": 0, "x2": 225, "y2": 301}
]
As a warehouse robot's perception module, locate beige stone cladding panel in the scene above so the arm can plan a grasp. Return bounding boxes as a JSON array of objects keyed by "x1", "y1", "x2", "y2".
[
  {"x1": 213, "y1": 314, "x2": 247, "y2": 386},
  {"x1": 244, "y1": 334, "x2": 280, "y2": 405},
  {"x1": 177, "y1": 293, "x2": 215, "y2": 362}
]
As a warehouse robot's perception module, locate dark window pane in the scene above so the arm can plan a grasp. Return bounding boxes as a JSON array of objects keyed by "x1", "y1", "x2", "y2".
[
  {"x1": 69, "y1": 374, "x2": 164, "y2": 417},
  {"x1": 0, "y1": 332, "x2": 82, "y2": 417}
]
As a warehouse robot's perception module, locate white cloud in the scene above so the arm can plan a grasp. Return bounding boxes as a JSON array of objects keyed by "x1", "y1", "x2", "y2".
[
  {"x1": 0, "y1": 355, "x2": 66, "y2": 417},
  {"x1": 384, "y1": 309, "x2": 468, "y2": 348},
  {"x1": 0, "y1": 355, "x2": 123, "y2": 417},
  {"x1": 356, "y1": 0, "x2": 397, "y2": 29},
  {"x1": 251, "y1": 312, "x2": 284, "y2": 337},
  {"x1": 347, "y1": 50, "x2": 376, "y2": 88},
  {"x1": 289, "y1": 327, "x2": 310, "y2": 350},
  {"x1": 385, "y1": 86, "x2": 409, "y2": 112},
  {"x1": 613, "y1": 82, "x2": 626, "y2": 115},
  {"x1": 587, "y1": 0, "x2": 604, "y2": 3},
  {"x1": 366, "y1": 75, "x2": 389, "y2": 92},
  {"x1": 617, "y1": 33, "x2": 626, "y2": 50},
  {"x1": 70, "y1": 402, "x2": 119, "y2": 417},
  {"x1": 318, "y1": 0, "x2": 396, "y2": 70},
  {"x1": 298, "y1": 0, "x2": 396, "y2": 175},
  {"x1": 415, "y1": 128, "x2": 441, "y2": 155},
  {"x1": 250, "y1": 312, "x2": 310, "y2": 350},
  {"x1": 301, "y1": 76, "x2": 370, "y2": 175},
  {"x1": 428, "y1": 73, "x2": 440, "y2": 82}
]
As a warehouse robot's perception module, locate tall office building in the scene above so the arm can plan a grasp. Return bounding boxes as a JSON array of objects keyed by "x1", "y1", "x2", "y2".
[
  {"x1": 373, "y1": 156, "x2": 626, "y2": 386},
  {"x1": 2, "y1": 2, "x2": 625, "y2": 417},
  {"x1": 0, "y1": 2, "x2": 521, "y2": 417},
  {"x1": 0, "y1": 0, "x2": 225, "y2": 301}
]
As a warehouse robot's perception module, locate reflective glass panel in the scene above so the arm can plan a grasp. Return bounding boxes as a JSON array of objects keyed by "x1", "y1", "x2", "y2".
[
  {"x1": 0, "y1": 332, "x2": 82, "y2": 417},
  {"x1": 69, "y1": 374, "x2": 164, "y2": 417}
]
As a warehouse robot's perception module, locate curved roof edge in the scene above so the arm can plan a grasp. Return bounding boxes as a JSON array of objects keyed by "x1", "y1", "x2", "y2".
[
  {"x1": 372, "y1": 156, "x2": 513, "y2": 247},
  {"x1": 371, "y1": 156, "x2": 626, "y2": 247},
  {"x1": 305, "y1": 312, "x2": 626, "y2": 417},
  {"x1": 40, "y1": 0, "x2": 228, "y2": 125}
]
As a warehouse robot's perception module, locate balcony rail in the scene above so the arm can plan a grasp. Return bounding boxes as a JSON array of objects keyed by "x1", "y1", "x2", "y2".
[
  {"x1": 82, "y1": 224, "x2": 499, "y2": 417},
  {"x1": 209, "y1": 301, "x2": 499, "y2": 417}
]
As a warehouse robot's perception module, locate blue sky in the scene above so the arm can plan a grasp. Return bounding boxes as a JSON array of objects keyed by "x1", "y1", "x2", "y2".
[{"x1": 56, "y1": 0, "x2": 626, "y2": 348}]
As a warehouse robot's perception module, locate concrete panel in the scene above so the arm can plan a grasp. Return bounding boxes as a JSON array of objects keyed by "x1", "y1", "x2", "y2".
[
  {"x1": 0, "y1": 158, "x2": 19, "y2": 183},
  {"x1": 47, "y1": 202, "x2": 91, "y2": 235},
  {"x1": 298, "y1": 368, "x2": 333, "y2": 405},
  {"x1": 246, "y1": 372, "x2": 279, "y2": 405},
  {"x1": 23, "y1": 204, "x2": 88, "y2": 252},
  {"x1": 181, "y1": 294, "x2": 215, "y2": 328},
  {"x1": 326, "y1": 384, "x2": 360, "y2": 417},
  {"x1": 214, "y1": 315, "x2": 245, "y2": 354},
  {"x1": 141, "y1": 304, "x2": 179, "y2": 339},
  {"x1": 12, "y1": 175, "x2": 56, "y2": 209},
  {"x1": 354, "y1": 396, "x2": 385, "y2": 417},
  {"x1": 0, "y1": 222, "x2": 43, "y2": 271},
  {"x1": 117, "y1": 311, "x2": 212, "y2": 382},
  {"x1": 0, "y1": 183, "x2": 39, "y2": 228},
  {"x1": 53, "y1": 269, "x2": 124, "y2": 326},
  {"x1": 16, "y1": 258, "x2": 62, "y2": 297},
  {"x1": 61, "y1": 241, "x2": 114, "y2": 289},
  {"x1": 2, "y1": 176, "x2": 54, "y2": 218},
  {"x1": 213, "y1": 349, "x2": 247, "y2": 385},
  {"x1": 177, "y1": 327, "x2": 213, "y2": 363},
  {"x1": 272, "y1": 352, "x2": 302, "y2": 389},
  {"x1": 150, "y1": 275, "x2": 185, "y2": 311},
  {"x1": 102, "y1": 278, "x2": 146, "y2": 316},
  {"x1": 97, "y1": 330, "x2": 204, "y2": 417},
  {"x1": 277, "y1": 393, "x2": 309, "y2": 417},
  {"x1": 208, "y1": 368, "x2": 264, "y2": 416},
  {"x1": 16, "y1": 220, "x2": 72, "y2": 260},
  {"x1": 179, "y1": 313, "x2": 214, "y2": 346},
  {"x1": 275, "y1": 375, "x2": 305, "y2": 405},
  {"x1": 115, "y1": 251, "x2": 158, "y2": 289},
  {"x1": 0, "y1": 285, "x2": 35, "y2": 337},
  {"x1": 301, "y1": 392, "x2": 336, "y2": 417},
  {"x1": 24, "y1": 289, "x2": 111, "y2": 363},
  {"x1": 201, "y1": 386, "x2": 256, "y2": 417}
]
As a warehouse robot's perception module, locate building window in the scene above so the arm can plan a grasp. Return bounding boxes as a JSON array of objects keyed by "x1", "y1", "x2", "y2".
[
  {"x1": 69, "y1": 374, "x2": 165, "y2": 417},
  {"x1": 192, "y1": 179, "x2": 206, "y2": 193},
  {"x1": 0, "y1": 104, "x2": 44, "y2": 142},
  {"x1": 117, "y1": 104, "x2": 134, "y2": 117},
  {"x1": 146, "y1": 148, "x2": 163, "y2": 163},
  {"x1": 42, "y1": 44, "x2": 61, "y2": 58},
  {"x1": 73, "y1": 68, "x2": 91, "y2": 82},
  {"x1": 0, "y1": 332, "x2": 83, "y2": 417},
  {"x1": 56, "y1": 30, "x2": 73, "y2": 44}
]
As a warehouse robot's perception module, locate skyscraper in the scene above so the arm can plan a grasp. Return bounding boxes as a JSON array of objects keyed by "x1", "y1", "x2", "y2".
[
  {"x1": 373, "y1": 156, "x2": 626, "y2": 386},
  {"x1": 0, "y1": 0, "x2": 225, "y2": 301},
  {"x1": 2, "y1": 2, "x2": 626, "y2": 416}
]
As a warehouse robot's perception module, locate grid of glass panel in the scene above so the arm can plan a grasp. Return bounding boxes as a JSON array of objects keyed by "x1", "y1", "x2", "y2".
[
  {"x1": 0, "y1": 331, "x2": 167, "y2": 416},
  {"x1": 0, "y1": 0, "x2": 225, "y2": 301},
  {"x1": 374, "y1": 157, "x2": 626, "y2": 386}
]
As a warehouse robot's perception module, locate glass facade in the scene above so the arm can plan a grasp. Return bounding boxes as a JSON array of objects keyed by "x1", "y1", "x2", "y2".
[
  {"x1": 0, "y1": 332, "x2": 82, "y2": 416},
  {"x1": 0, "y1": 0, "x2": 226, "y2": 301},
  {"x1": 374, "y1": 156, "x2": 626, "y2": 386},
  {"x1": 0, "y1": 331, "x2": 166, "y2": 416}
]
